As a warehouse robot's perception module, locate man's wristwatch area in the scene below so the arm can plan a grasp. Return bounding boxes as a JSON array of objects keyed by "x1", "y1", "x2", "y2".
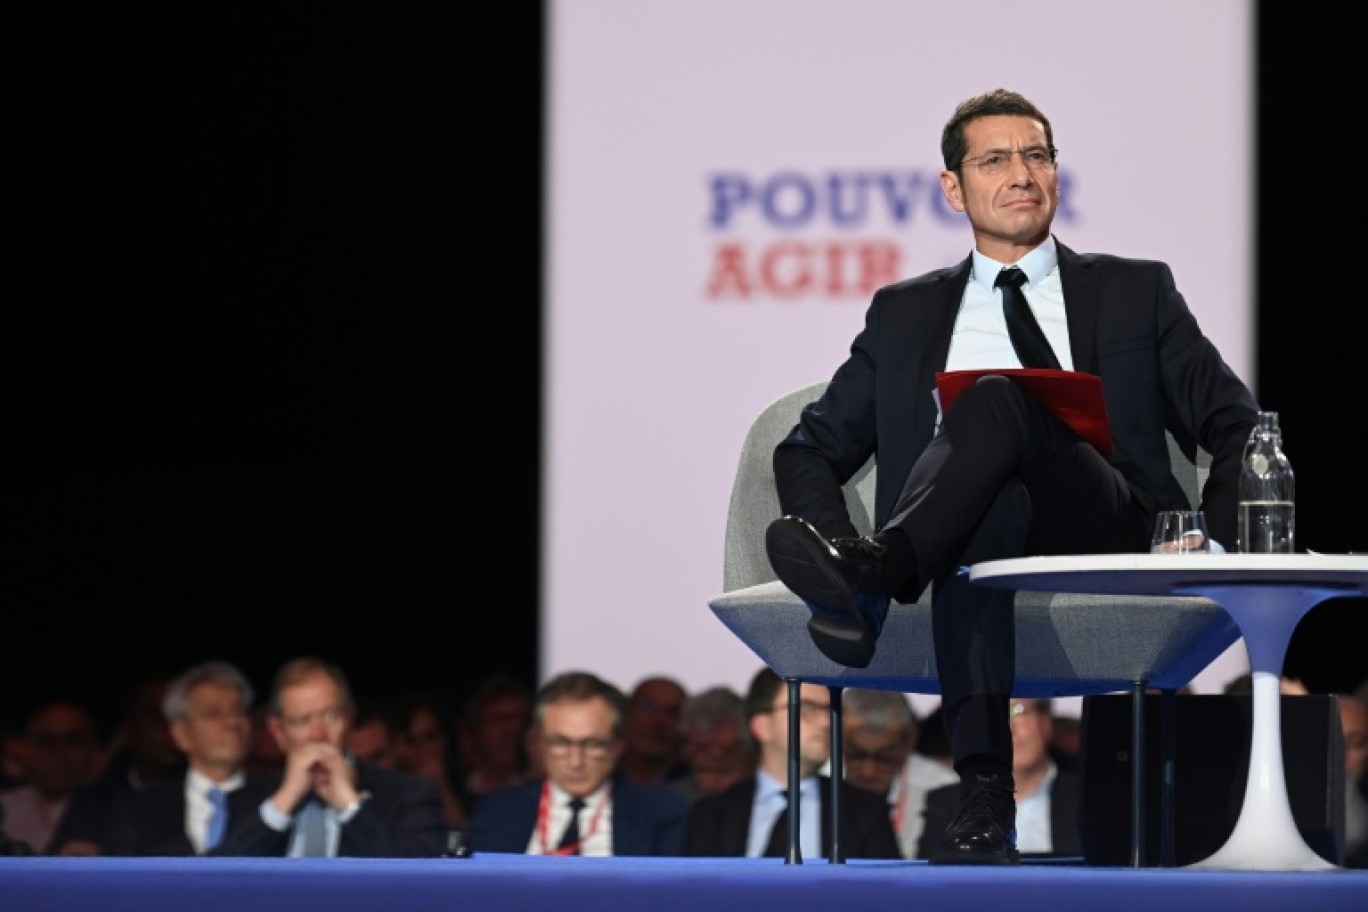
[{"x1": 337, "y1": 791, "x2": 372, "y2": 824}]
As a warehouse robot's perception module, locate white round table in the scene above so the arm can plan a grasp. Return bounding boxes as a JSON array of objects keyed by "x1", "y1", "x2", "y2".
[{"x1": 969, "y1": 552, "x2": 1368, "y2": 871}]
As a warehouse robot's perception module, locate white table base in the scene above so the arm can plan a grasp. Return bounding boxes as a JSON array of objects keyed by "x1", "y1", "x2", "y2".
[
  {"x1": 968, "y1": 554, "x2": 1368, "y2": 871},
  {"x1": 1176, "y1": 583, "x2": 1342, "y2": 871}
]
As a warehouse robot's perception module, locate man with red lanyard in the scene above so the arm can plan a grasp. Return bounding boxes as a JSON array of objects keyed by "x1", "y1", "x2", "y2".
[{"x1": 464, "y1": 671, "x2": 687, "y2": 856}]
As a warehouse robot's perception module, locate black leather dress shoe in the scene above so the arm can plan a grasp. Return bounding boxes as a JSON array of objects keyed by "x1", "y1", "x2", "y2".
[
  {"x1": 764, "y1": 516, "x2": 890, "y2": 667},
  {"x1": 928, "y1": 770, "x2": 1020, "y2": 865}
]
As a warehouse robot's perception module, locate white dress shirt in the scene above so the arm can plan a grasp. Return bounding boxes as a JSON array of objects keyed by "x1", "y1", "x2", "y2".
[{"x1": 746, "y1": 770, "x2": 820, "y2": 859}]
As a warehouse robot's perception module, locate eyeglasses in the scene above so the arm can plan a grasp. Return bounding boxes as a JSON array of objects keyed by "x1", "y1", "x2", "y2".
[
  {"x1": 544, "y1": 736, "x2": 616, "y2": 760},
  {"x1": 280, "y1": 707, "x2": 347, "y2": 732},
  {"x1": 770, "y1": 701, "x2": 831, "y2": 721},
  {"x1": 960, "y1": 145, "x2": 1058, "y2": 177}
]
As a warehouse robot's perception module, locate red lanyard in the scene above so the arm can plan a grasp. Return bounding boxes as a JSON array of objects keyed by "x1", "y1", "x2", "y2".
[{"x1": 535, "y1": 780, "x2": 610, "y2": 856}]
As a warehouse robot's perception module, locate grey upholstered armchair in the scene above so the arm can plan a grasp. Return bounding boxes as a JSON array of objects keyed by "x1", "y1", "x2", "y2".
[{"x1": 709, "y1": 381, "x2": 1242, "y2": 867}]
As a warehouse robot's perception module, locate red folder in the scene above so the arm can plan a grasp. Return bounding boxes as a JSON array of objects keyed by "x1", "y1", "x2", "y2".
[{"x1": 935, "y1": 368, "x2": 1112, "y2": 455}]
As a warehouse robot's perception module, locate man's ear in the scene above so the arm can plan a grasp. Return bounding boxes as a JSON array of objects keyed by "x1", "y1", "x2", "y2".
[
  {"x1": 748, "y1": 713, "x2": 770, "y2": 746},
  {"x1": 168, "y1": 719, "x2": 193, "y2": 753},
  {"x1": 940, "y1": 170, "x2": 965, "y2": 213}
]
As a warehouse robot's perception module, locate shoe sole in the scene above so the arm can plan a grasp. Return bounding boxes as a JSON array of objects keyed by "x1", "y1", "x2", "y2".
[{"x1": 764, "y1": 518, "x2": 876, "y2": 667}]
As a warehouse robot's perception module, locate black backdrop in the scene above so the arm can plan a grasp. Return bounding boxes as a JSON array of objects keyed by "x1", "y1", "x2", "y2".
[{"x1": 7, "y1": 3, "x2": 1364, "y2": 738}]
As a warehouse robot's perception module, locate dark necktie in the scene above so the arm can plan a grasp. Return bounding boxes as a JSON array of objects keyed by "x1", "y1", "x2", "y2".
[
  {"x1": 205, "y1": 787, "x2": 228, "y2": 851},
  {"x1": 557, "y1": 797, "x2": 586, "y2": 853},
  {"x1": 996, "y1": 266, "x2": 1061, "y2": 370},
  {"x1": 763, "y1": 803, "x2": 789, "y2": 857}
]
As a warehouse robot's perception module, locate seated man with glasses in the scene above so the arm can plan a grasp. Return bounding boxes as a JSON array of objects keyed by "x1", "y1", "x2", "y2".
[
  {"x1": 684, "y1": 667, "x2": 900, "y2": 860},
  {"x1": 213, "y1": 655, "x2": 448, "y2": 857},
  {"x1": 842, "y1": 688, "x2": 958, "y2": 858},
  {"x1": 465, "y1": 670, "x2": 687, "y2": 856}
]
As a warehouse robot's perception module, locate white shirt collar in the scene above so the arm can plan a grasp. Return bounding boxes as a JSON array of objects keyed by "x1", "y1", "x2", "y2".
[
  {"x1": 970, "y1": 235, "x2": 1059, "y2": 292},
  {"x1": 186, "y1": 767, "x2": 245, "y2": 796}
]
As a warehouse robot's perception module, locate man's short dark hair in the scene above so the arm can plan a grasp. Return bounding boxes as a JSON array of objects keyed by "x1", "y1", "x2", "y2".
[
  {"x1": 534, "y1": 671, "x2": 627, "y2": 738},
  {"x1": 941, "y1": 88, "x2": 1053, "y2": 172},
  {"x1": 743, "y1": 666, "x2": 784, "y2": 720}
]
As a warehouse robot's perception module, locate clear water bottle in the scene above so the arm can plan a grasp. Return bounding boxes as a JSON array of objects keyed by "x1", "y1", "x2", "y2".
[{"x1": 1237, "y1": 411, "x2": 1295, "y2": 553}]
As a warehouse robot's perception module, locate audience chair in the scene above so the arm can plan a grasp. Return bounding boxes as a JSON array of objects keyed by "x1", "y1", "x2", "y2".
[{"x1": 709, "y1": 381, "x2": 1241, "y2": 866}]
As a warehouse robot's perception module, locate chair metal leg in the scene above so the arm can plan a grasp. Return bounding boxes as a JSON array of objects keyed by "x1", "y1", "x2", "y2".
[
  {"x1": 1130, "y1": 681, "x2": 1146, "y2": 868},
  {"x1": 785, "y1": 677, "x2": 803, "y2": 864},
  {"x1": 827, "y1": 685, "x2": 845, "y2": 864}
]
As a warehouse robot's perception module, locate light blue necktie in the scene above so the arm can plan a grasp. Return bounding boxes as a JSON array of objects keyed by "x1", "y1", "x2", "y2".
[
  {"x1": 205, "y1": 787, "x2": 228, "y2": 851},
  {"x1": 296, "y1": 798, "x2": 330, "y2": 857}
]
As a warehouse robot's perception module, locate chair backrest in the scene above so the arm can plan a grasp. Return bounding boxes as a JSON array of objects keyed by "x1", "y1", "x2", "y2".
[{"x1": 722, "y1": 380, "x2": 1211, "y2": 592}]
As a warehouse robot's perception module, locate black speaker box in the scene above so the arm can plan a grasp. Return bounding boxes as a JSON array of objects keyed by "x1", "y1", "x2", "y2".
[{"x1": 1079, "y1": 693, "x2": 1345, "y2": 866}]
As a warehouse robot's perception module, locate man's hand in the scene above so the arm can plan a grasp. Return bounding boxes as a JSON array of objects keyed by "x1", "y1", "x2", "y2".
[{"x1": 272, "y1": 742, "x2": 359, "y2": 815}]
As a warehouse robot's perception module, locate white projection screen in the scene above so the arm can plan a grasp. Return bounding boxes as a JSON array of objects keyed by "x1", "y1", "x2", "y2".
[{"x1": 543, "y1": 0, "x2": 1254, "y2": 714}]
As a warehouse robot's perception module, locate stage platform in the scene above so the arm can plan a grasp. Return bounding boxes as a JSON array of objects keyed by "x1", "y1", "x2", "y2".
[{"x1": 2, "y1": 855, "x2": 1363, "y2": 912}]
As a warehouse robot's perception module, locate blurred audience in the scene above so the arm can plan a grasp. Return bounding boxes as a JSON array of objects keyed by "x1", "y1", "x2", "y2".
[
  {"x1": 670, "y1": 685, "x2": 757, "y2": 805},
  {"x1": 103, "y1": 660, "x2": 258, "y2": 855},
  {"x1": 244, "y1": 706, "x2": 286, "y2": 780},
  {"x1": 456, "y1": 673, "x2": 534, "y2": 816},
  {"x1": 685, "y1": 667, "x2": 899, "y2": 860},
  {"x1": 1048, "y1": 713, "x2": 1081, "y2": 773},
  {"x1": 214, "y1": 656, "x2": 447, "y2": 857},
  {"x1": 390, "y1": 690, "x2": 467, "y2": 833},
  {"x1": 49, "y1": 674, "x2": 186, "y2": 855},
  {"x1": 1339, "y1": 688, "x2": 1367, "y2": 868},
  {"x1": 617, "y1": 676, "x2": 689, "y2": 786},
  {"x1": 1, "y1": 727, "x2": 27, "y2": 789},
  {"x1": 348, "y1": 699, "x2": 398, "y2": 770},
  {"x1": 465, "y1": 670, "x2": 686, "y2": 856},
  {"x1": 0, "y1": 699, "x2": 103, "y2": 854},
  {"x1": 842, "y1": 688, "x2": 957, "y2": 858}
]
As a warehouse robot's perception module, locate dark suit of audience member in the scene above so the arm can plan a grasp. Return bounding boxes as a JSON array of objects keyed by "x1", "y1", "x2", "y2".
[
  {"x1": 214, "y1": 762, "x2": 446, "y2": 857},
  {"x1": 49, "y1": 674, "x2": 186, "y2": 856},
  {"x1": 684, "y1": 667, "x2": 900, "y2": 860},
  {"x1": 101, "y1": 660, "x2": 263, "y2": 857},
  {"x1": 685, "y1": 774, "x2": 901, "y2": 859},
  {"x1": 465, "y1": 670, "x2": 686, "y2": 857},
  {"x1": 468, "y1": 774, "x2": 686, "y2": 856},
  {"x1": 103, "y1": 779, "x2": 236, "y2": 856}
]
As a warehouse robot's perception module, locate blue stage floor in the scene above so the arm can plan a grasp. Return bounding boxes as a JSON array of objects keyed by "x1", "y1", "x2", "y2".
[{"x1": 2, "y1": 855, "x2": 1364, "y2": 912}]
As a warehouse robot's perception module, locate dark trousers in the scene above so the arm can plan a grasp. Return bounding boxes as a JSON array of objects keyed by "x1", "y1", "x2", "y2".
[{"x1": 880, "y1": 375, "x2": 1150, "y2": 771}]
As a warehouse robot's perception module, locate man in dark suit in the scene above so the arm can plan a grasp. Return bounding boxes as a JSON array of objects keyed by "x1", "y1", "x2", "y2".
[
  {"x1": 212, "y1": 656, "x2": 447, "y2": 858},
  {"x1": 684, "y1": 667, "x2": 900, "y2": 860},
  {"x1": 465, "y1": 670, "x2": 686, "y2": 856},
  {"x1": 917, "y1": 698, "x2": 1081, "y2": 860},
  {"x1": 762, "y1": 88, "x2": 1259, "y2": 866},
  {"x1": 102, "y1": 660, "x2": 258, "y2": 856}
]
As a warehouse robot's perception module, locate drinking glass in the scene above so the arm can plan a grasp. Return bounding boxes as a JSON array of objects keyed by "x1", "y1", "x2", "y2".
[{"x1": 1150, "y1": 510, "x2": 1211, "y2": 554}]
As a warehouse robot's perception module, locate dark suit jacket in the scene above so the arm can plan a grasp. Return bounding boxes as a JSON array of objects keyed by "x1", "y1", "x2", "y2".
[
  {"x1": 210, "y1": 762, "x2": 447, "y2": 858},
  {"x1": 684, "y1": 775, "x2": 902, "y2": 859},
  {"x1": 465, "y1": 776, "x2": 687, "y2": 856},
  {"x1": 773, "y1": 241, "x2": 1258, "y2": 550},
  {"x1": 916, "y1": 769, "x2": 1082, "y2": 859},
  {"x1": 101, "y1": 778, "x2": 197, "y2": 856}
]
